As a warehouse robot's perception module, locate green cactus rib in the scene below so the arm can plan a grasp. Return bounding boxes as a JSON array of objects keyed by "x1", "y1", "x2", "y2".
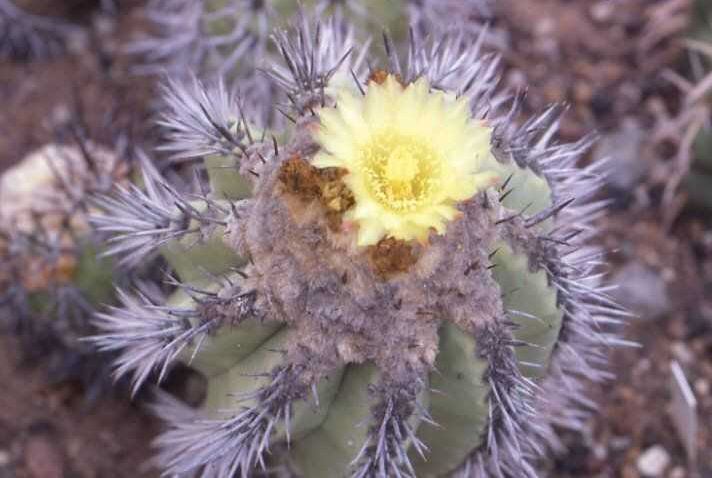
[
  {"x1": 168, "y1": 285, "x2": 281, "y2": 378},
  {"x1": 70, "y1": 241, "x2": 117, "y2": 307},
  {"x1": 276, "y1": 0, "x2": 409, "y2": 42},
  {"x1": 686, "y1": 170, "x2": 712, "y2": 211},
  {"x1": 690, "y1": 130, "x2": 712, "y2": 211},
  {"x1": 409, "y1": 323, "x2": 490, "y2": 478},
  {"x1": 157, "y1": 198, "x2": 244, "y2": 284},
  {"x1": 485, "y1": 155, "x2": 553, "y2": 220},
  {"x1": 290, "y1": 364, "x2": 381, "y2": 477},
  {"x1": 204, "y1": 153, "x2": 254, "y2": 200},
  {"x1": 200, "y1": 329, "x2": 345, "y2": 443},
  {"x1": 492, "y1": 242, "x2": 564, "y2": 378},
  {"x1": 160, "y1": 227, "x2": 241, "y2": 284}
]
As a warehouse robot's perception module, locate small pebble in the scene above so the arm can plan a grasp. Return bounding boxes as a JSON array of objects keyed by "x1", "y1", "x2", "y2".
[
  {"x1": 611, "y1": 262, "x2": 671, "y2": 319},
  {"x1": 535, "y1": 17, "x2": 556, "y2": 36},
  {"x1": 669, "y1": 466, "x2": 686, "y2": 478},
  {"x1": 24, "y1": 435, "x2": 64, "y2": 478},
  {"x1": 0, "y1": 450, "x2": 11, "y2": 466},
  {"x1": 671, "y1": 342, "x2": 694, "y2": 364},
  {"x1": 590, "y1": 1, "x2": 614, "y2": 22},
  {"x1": 595, "y1": 120, "x2": 645, "y2": 193},
  {"x1": 636, "y1": 445, "x2": 670, "y2": 477},
  {"x1": 694, "y1": 378, "x2": 709, "y2": 396}
]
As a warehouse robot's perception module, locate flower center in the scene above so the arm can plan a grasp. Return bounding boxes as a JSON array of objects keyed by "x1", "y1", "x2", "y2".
[
  {"x1": 385, "y1": 145, "x2": 419, "y2": 182},
  {"x1": 359, "y1": 130, "x2": 441, "y2": 213}
]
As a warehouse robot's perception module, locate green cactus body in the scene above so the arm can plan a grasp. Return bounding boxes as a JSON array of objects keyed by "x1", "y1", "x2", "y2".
[
  {"x1": 204, "y1": 154, "x2": 254, "y2": 200},
  {"x1": 95, "y1": 15, "x2": 618, "y2": 478},
  {"x1": 408, "y1": 323, "x2": 489, "y2": 477},
  {"x1": 493, "y1": 243, "x2": 564, "y2": 378},
  {"x1": 26, "y1": 242, "x2": 116, "y2": 317}
]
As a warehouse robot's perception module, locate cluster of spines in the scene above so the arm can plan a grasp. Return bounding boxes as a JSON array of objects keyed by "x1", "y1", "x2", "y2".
[
  {"x1": 0, "y1": 0, "x2": 81, "y2": 59},
  {"x1": 128, "y1": 0, "x2": 272, "y2": 78},
  {"x1": 130, "y1": 0, "x2": 504, "y2": 126},
  {"x1": 152, "y1": 363, "x2": 310, "y2": 478},
  {"x1": 155, "y1": 75, "x2": 270, "y2": 173},
  {"x1": 90, "y1": 155, "x2": 229, "y2": 266},
  {"x1": 461, "y1": 95, "x2": 632, "y2": 476},
  {"x1": 351, "y1": 375, "x2": 431, "y2": 478},
  {"x1": 267, "y1": 14, "x2": 358, "y2": 112},
  {"x1": 89, "y1": 14, "x2": 629, "y2": 478},
  {"x1": 127, "y1": 0, "x2": 279, "y2": 124},
  {"x1": 92, "y1": 287, "x2": 206, "y2": 395}
]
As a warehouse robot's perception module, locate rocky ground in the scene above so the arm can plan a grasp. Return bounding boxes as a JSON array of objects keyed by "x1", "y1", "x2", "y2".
[
  {"x1": 1, "y1": 1, "x2": 711, "y2": 477},
  {"x1": 0, "y1": 336, "x2": 158, "y2": 478}
]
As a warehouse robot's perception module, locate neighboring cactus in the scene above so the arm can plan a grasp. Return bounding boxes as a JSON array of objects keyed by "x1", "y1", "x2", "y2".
[
  {"x1": 130, "y1": 0, "x2": 405, "y2": 76},
  {"x1": 408, "y1": 0, "x2": 494, "y2": 37},
  {"x1": 129, "y1": 0, "x2": 406, "y2": 126},
  {"x1": 91, "y1": 15, "x2": 624, "y2": 478},
  {"x1": 128, "y1": 0, "x2": 499, "y2": 125},
  {"x1": 686, "y1": 0, "x2": 712, "y2": 212},
  {"x1": 0, "y1": 139, "x2": 129, "y2": 396},
  {"x1": 689, "y1": 126, "x2": 712, "y2": 212},
  {"x1": 0, "y1": 0, "x2": 84, "y2": 59}
]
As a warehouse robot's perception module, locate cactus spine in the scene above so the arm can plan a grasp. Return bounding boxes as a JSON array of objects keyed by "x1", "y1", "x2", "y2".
[{"x1": 91, "y1": 13, "x2": 625, "y2": 478}]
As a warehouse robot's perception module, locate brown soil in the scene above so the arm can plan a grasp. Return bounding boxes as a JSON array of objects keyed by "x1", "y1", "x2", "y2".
[
  {"x1": 0, "y1": 0, "x2": 154, "y2": 175},
  {"x1": 0, "y1": 336, "x2": 159, "y2": 478}
]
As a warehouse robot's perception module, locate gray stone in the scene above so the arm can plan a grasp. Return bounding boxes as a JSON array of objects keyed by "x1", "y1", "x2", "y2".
[
  {"x1": 636, "y1": 445, "x2": 671, "y2": 477},
  {"x1": 611, "y1": 262, "x2": 671, "y2": 319},
  {"x1": 595, "y1": 119, "x2": 646, "y2": 191}
]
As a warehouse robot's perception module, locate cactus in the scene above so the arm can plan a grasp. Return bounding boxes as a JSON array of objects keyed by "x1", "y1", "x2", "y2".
[
  {"x1": 128, "y1": 0, "x2": 501, "y2": 125},
  {"x1": 686, "y1": 0, "x2": 712, "y2": 213},
  {"x1": 130, "y1": 0, "x2": 405, "y2": 75},
  {"x1": 128, "y1": 0, "x2": 407, "y2": 126},
  {"x1": 0, "y1": 0, "x2": 119, "y2": 60},
  {"x1": 90, "y1": 14, "x2": 625, "y2": 478},
  {"x1": 409, "y1": 0, "x2": 493, "y2": 36},
  {"x1": 0, "y1": 139, "x2": 131, "y2": 396},
  {"x1": 0, "y1": 0, "x2": 84, "y2": 59}
]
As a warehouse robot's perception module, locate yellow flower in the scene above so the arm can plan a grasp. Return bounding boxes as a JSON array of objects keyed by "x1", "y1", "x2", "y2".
[{"x1": 312, "y1": 74, "x2": 497, "y2": 246}]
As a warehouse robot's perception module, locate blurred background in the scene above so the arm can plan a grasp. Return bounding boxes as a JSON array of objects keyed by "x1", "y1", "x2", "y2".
[{"x1": 0, "y1": 0, "x2": 710, "y2": 477}]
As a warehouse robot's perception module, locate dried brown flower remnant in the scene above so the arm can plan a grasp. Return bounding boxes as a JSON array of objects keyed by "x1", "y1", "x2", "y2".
[
  {"x1": 277, "y1": 156, "x2": 354, "y2": 230},
  {"x1": 367, "y1": 237, "x2": 420, "y2": 277}
]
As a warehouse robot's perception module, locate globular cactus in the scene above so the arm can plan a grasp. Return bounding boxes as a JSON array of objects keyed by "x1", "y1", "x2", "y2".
[
  {"x1": 0, "y1": 139, "x2": 128, "y2": 395},
  {"x1": 91, "y1": 15, "x2": 625, "y2": 478}
]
